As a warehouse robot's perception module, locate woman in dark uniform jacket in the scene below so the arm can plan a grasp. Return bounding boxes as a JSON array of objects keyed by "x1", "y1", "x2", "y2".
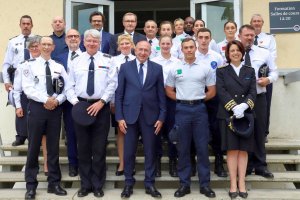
[{"x1": 216, "y1": 40, "x2": 256, "y2": 199}]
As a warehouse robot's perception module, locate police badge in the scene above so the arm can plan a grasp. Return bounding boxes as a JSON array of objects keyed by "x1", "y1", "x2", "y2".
[
  {"x1": 52, "y1": 76, "x2": 64, "y2": 94},
  {"x1": 258, "y1": 63, "x2": 269, "y2": 78}
]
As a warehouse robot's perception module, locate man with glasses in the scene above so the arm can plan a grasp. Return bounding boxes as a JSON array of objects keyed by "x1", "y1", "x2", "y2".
[
  {"x1": 80, "y1": 11, "x2": 112, "y2": 54},
  {"x1": 109, "y1": 12, "x2": 146, "y2": 56}
]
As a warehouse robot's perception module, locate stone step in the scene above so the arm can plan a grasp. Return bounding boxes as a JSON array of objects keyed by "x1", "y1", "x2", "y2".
[
  {"x1": 0, "y1": 188, "x2": 299, "y2": 199},
  {"x1": 1, "y1": 171, "x2": 300, "y2": 183},
  {"x1": 2, "y1": 138, "x2": 300, "y2": 153},
  {"x1": 1, "y1": 154, "x2": 300, "y2": 166}
]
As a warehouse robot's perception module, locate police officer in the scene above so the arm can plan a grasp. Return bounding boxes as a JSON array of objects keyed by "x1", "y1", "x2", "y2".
[
  {"x1": 50, "y1": 16, "x2": 68, "y2": 62},
  {"x1": 144, "y1": 20, "x2": 159, "y2": 59},
  {"x1": 2, "y1": 15, "x2": 34, "y2": 146},
  {"x1": 238, "y1": 24, "x2": 278, "y2": 178},
  {"x1": 195, "y1": 28, "x2": 227, "y2": 178},
  {"x1": 250, "y1": 14, "x2": 277, "y2": 142},
  {"x1": 67, "y1": 29, "x2": 117, "y2": 198},
  {"x1": 165, "y1": 38, "x2": 216, "y2": 198},
  {"x1": 22, "y1": 36, "x2": 70, "y2": 199}
]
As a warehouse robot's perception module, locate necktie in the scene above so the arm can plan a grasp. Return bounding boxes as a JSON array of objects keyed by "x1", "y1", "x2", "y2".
[
  {"x1": 244, "y1": 48, "x2": 252, "y2": 67},
  {"x1": 125, "y1": 55, "x2": 129, "y2": 63},
  {"x1": 45, "y1": 61, "x2": 54, "y2": 96},
  {"x1": 71, "y1": 51, "x2": 77, "y2": 60},
  {"x1": 254, "y1": 35, "x2": 258, "y2": 46},
  {"x1": 86, "y1": 56, "x2": 95, "y2": 96},
  {"x1": 139, "y1": 63, "x2": 144, "y2": 85},
  {"x1": 24, "y1": 36, "x2": 29, "y2": 60},
  {"x1": 149, "y1": 40, "x2": 152, "y2": 46}
]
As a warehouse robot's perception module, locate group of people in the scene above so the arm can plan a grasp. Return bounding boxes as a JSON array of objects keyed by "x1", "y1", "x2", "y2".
[{"x1": 1, "y1": 11, "x2": 278, "y2": 200}]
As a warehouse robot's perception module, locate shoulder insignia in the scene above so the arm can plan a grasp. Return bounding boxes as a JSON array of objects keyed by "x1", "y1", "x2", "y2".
[
  {"x1": 258, "y1": 46, "x2": 268, "y2": 50},
  {"x1": 20, "y1": 60, "x2": 27, "y2": 64},
  {"x1": 243, "y1": 64, "x2": 252, "y2": 68},
  {"x1": 218, "y1": 65, "x2": 227, "y2": 69},
  {"x1": 28, "y1": 58, "x2": 36, "y2": 62},
  {"x1": 103, "y1": 53, "x2": 112, "y2": 58},
  {"x1": 9, "y1": 35, "x2": 18, "y2": 40}
]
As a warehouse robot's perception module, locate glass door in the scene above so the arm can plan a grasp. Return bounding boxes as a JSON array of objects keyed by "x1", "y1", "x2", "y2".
[
  {"x1": 190, "y1": 0, "x2": 241, "y2": 43},
  {"x1": 65, "y1": 0, "x2": 114, "y2": 34}
]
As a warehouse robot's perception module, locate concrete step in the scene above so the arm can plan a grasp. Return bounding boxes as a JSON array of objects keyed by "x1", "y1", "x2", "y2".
[
  {"x1": 1, "y1": 154, "x2": 300, "y2": 166},
  {"x1": 1, "y1": 171, "x2": 300, "y2": 183},
  {"x1": 0, "y1": 188, "x2": 299, "y2": 200}
]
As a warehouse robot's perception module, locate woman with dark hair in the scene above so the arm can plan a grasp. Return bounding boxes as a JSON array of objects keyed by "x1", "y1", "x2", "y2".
[
  {"x1": 217, "y1": 21, "x2": 238, "y2": 62},
  {"x1": 216, "y1": 40, "x2": 256, "y2": 199}
]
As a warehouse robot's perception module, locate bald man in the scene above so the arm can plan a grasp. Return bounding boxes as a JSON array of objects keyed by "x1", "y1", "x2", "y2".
[{"x1": 50, "y1": 16, "x2": 68, "y2": 61}]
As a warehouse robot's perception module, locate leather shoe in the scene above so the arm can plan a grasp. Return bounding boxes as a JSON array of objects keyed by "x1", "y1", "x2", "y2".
[
  {"x1": 169, "y1": 158, "x2": 178, "y2": 177},
  {"x1": 174, "y1": 185, "x2": 190, "y2": 197},
  {"x1": 47, "y1": 185, "x2": 67, "y2": 196},
  {"x1": 77, "y1": 188, "x2": 91, "y2": 197},
  {"x1": 246, "y1": 169, "x2": 252, "y2": 176},
  {"x1": 145, "y1": 186, "x2": 162, "y2": 198},
  {"x1": 239, "y1": 191, "x2": 248, "y2": 199},
  {"x1": 12, "y1": 139, "x2": 25, "y2": 146},
  {"x1": 69, "y1": 166, "x2": 78, "y2": 177},
  {"x1": 115, "y1": 164, "x2": 124, "y2": 176},
  {"x1": 255, "y1": 169, "x2": 274, "y2": 178},
  {"x1": 93, "y1": 188, "x2": 104, "y2": 197},
  {"x1": 200, "y1": 186, "x2": 216, "y2": 198},
  {"x1": 25, "y1": 189, "x2": 36, "y2": 200},
  {"x1": 229, "y1": 191, "x2": 238, "y2": 199},
  {"x1": 121, "y1": 185, "x2": 133, "y2": 198}
]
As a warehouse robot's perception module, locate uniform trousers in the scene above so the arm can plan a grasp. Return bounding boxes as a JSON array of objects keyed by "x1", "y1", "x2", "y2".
[
  {"x1": 247, "y1": 93, "x2": 267, "y2": 171},
  {"x1": 62, "y1": 101, "x2": 78, "y2": 168},
  {"x1": 15, "y1": 92, "x2": 28, "y2": 141},
  {"x1": 176, "y1": 102, "x2": 210, "y2": 187},
  {"x1": 265, "y1": 83, "x2": 273, "y2": 136},
  {"x1": 74, "y1": 104, "x2": 110, "y2": 190},
  {"x1": 25, "y1": 100, "x2": 62, "y2": 190},
  {"x1": 124, "y1": 109, "x2": 158, "y2": 187}
]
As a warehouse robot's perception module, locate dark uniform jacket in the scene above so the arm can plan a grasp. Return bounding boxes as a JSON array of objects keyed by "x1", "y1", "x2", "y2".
[{"x1": 216, "y1": 64, "x2": 256, "y2": 119}]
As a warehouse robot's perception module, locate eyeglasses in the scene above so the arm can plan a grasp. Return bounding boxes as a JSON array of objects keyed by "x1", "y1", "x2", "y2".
[
  {"x1": 29, "y1": 45, "x2": 38, "y2": 50},
  {"x1": 67, "y1": 35, "x2": 80, "y2": 39}
]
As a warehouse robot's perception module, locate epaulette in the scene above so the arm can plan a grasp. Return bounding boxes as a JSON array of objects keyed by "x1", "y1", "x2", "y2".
[
  {"x1": 28, "y1": 58, "x2": 36, "y2": 62},
  {"x1": 244, "y1": 64, "x2": 252, "y2": 68},
  {"x1": 258, "y1": 46, "x2": 268, "y2": 50},
  {"x1": 20, "y1": 60, "x2": 27, "y2": 64},
  {"x1": 103, "y1": 53, "x2": 112, "y2": 58},
  {"x1": 9, "y1": 35, "x2": 18, "y2": 40},
  {"x1": 218, "y1": 65, "x2": 227, "y2": 69}
]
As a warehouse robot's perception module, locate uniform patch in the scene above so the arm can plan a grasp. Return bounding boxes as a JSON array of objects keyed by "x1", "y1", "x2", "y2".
[
  {"x1": 176, "y1": 69, "x2": 182, "y2": 74},
  {"x1": 222, "y1": 46, "x2": 226, "y2": 51},
  {"x1": 99, "y1": 66, "x2": 109, "y2": 69},
  {"x1": 156, "y1": 46, "x2": 160, "y2": 51},
  {"x1": 211, "y1": 61, "x2": 218, "y2": 69},
  {"x1": 103, "y1": 53, "x2": 111, "y2": 58},
  {"x1": 34, "y1": 76, "x2": 39, "y2": 84},
  {"x1": 23, "y1": 69, "x2": 29, "y2": 77}
]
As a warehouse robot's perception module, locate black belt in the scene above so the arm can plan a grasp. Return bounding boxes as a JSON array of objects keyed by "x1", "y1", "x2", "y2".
[
  {"x1": 257, "y1": 93, "x2": 266, "y2": 97},
  {"x1": 176, "y1": 99, "x2": 204, "y2": 105},
  {"x1": 78, "y1": 97, "x2": 100, "y2": 103}
]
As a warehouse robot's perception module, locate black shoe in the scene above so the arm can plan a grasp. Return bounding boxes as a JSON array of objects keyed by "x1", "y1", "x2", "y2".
[
  {"x1": 121, "y1": 185, "x2": 133, "y2": 198},
  {"x1": 25, "y1": 189, "x2": 36, "y2": 200},
  {"x1": 228, "y1": 191, "x2": 238, "y2": 199},
  {"x1": 12, "y1": 139, "x2": 25, "y2": 146},
  {"x1": 174, "y1": 185, "x2": 190, "y2": 197},
  {"x1": 255, "y1": 169, "x2": 274, "y2": 178},
  {"x1": 239, "y1": 191, "x2": 248, "y2": 199},
  {"x1": 214, "y1": 154, "x2": 228, "y2": 177},
  {"x1": 145, "y1": 186, "x2": 162, "y2": 198},
  {"x1": 246, "y1": 169, "x2": 252, "y2": 176},
  {"x1": 69, "y1": 166, "x2": 78, "y2": 177},
  {"x1": 169, "y1": 158, "x2": 178, "y2": 177},
  {"x1": 155, "y1": 158, "x2": 161, "y2": 177},
  {"x1": 47, "y1": 185, "x2": 67, "y2": 196},
  {"x1": 200, "y1": 186, "x2": 216, "y2": 198},
  {"x1": 116, "y1": 163, "x2": 124, "y2": 176},
  {"x1": 93, "y1": 188, "x2": 104, "y2": 197},
  {"x1": 77, "y1": 188, "x2": 91, "y2": 197}
]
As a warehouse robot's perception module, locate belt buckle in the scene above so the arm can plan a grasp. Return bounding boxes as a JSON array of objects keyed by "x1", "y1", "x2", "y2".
[{"x1": 188, "y1": 100, "x2": 194, "y2": 105}]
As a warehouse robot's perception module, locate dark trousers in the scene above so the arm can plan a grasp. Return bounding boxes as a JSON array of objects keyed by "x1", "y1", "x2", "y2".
[
  {"x1": 15, "y1": 92, "x2": 28, "y2": 141},
  {"x1": 124, "y1": 109, "x2": 158, "y2": 187},
  {"x1": 265, "y1": 83, "x2": 273, "y2": 136},
  {"x1": 74, "y1": 104, "x2": 110, "y2": 190},
  {"x1": 176, "y1": 102, "x2": 210, "y2": 187},
  {"x1": 62, "y1": 101, "x2": 78, "y2": 167},
  {"x1": 248, "y1": 93, "x2": 267, "y2": 171},
  {"x1": 25, "y1": 100, "x2": 62, "y2": 190},
  {"x1": 155, "y1": 97, "x2": 177, "y2": 159}
]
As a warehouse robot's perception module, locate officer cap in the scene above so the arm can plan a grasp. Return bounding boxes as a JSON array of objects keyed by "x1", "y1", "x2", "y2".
[
  {"x1": 7, "y1": 90, "x2": 16, "y2": 107},
  {"x1": 53, "y1": 76, "x2": 64, "y2": 94},
  {"x1": 168, "y1": 125, "x2": 179, "y2": 144},
  {"x1": 227, "y1": 113, "x2": 254, "y2": 138},
  {"x1": 72, "y1": 101, "x2": 96, "y2": 126}
]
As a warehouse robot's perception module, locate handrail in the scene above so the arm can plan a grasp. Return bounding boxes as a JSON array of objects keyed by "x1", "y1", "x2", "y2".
[{"x1": 284, "y1": 70, "x2": 300, "y2": 85}]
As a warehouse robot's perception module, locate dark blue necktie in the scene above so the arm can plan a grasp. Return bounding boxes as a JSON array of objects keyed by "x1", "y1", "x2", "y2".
[
  {"x1": 86, "y1": 56, "x2": 95, "y2": 96},
  {"x1": 254, "y1": 35, "x2": 258, "y2": 46},
  {"x1": 139, "y1": 63, "x2": 144, "y2": 85},
  {"x1": 125, "y1": 55, "x2": 129, "y2": 63},
  {"x1": 24, "y1": 36, "x2": 29, "y2": 60},
  {"x1": 244, "y1": 48, "x2": 252, "y2": 67},
  {"x1": 45, "y1": 61, "x2": 54, "y2": 96}
]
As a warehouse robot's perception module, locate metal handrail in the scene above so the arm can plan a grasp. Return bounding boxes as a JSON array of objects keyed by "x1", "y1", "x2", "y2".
[{"x1": 284, "y1": 70, "x2": 300, "y2": 85}]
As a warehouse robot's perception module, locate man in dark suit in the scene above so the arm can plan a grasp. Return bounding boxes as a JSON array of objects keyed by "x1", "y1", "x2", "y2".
[
  {"x1": 79, "y1": 11, "x2": 112, "y2": 54},
  {"x1": 56, "y1": 28, "x2": 82, "y2": 177},
  {"x1": 109, "y1": 12, "x2": 146, "y2": 56},
  {"x1": 115, "y1": 41, "x2": 166, "y2": 198}
]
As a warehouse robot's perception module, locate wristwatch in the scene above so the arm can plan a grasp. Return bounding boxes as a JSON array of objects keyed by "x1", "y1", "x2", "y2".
[{"x1": 99, "y1": 99, "x2": 106, "y2": 104}]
